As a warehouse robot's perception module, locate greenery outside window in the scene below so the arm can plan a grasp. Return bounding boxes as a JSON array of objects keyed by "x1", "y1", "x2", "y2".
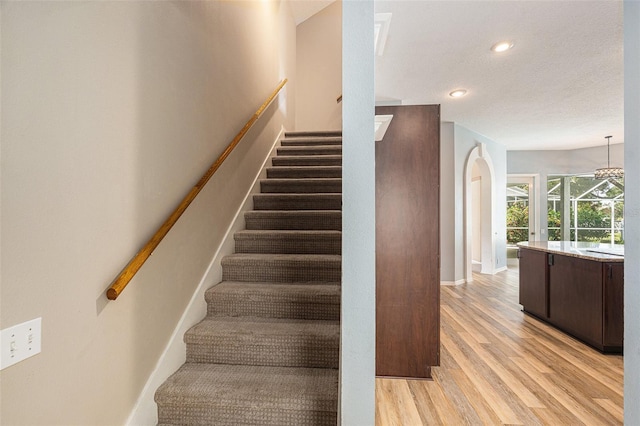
[
  {"x1": 506, "y1": 183, "x2": 530, "y2": 245},
  {"x1": 547, "y1": 175, "x2": 624, "y2": 244}
]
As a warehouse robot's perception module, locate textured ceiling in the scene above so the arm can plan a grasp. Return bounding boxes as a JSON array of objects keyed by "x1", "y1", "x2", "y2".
[{"x1": 374, "y1": 1, "x2": 624, "y2": 150}]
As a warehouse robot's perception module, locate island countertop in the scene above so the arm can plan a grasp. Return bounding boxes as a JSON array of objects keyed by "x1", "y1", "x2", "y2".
[{"x1": 517, "y1": 241, "x2": 624, "y2": 263}]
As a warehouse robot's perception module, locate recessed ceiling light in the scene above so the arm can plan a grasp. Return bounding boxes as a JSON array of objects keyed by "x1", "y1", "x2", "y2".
[
  {"x1": 449, "y1": 89, "x2": 467, "y2": 98},
  {"x1": 491, "y1": 41, "x2": 514, "y2": 53}
]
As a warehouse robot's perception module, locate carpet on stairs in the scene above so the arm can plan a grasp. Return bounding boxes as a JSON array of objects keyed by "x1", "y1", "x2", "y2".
[{"x1": 155, "y1": 131, "x2": 342, "y2": 426}]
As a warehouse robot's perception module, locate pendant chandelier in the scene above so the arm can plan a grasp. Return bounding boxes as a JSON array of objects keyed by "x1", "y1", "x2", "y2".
[{"x1": 594, "y1": 135, "x2": 624, "y2": 179}]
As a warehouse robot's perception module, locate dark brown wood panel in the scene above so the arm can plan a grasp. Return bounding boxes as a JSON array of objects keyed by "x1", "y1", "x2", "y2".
[
  {"x1": 549, "y1": 254, "x2": 603, "y2": 348},
  {"x1": 518, "y1": 248, "x2": 548, "y2": 319},
  {"x1": 375, "y1": 104, "x2": 440, "y2": 378}
]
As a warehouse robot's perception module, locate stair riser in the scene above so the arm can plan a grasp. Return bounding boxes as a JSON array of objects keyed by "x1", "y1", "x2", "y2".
[
  {"x1": 266, "y1": 167, "x2": 342, "y2": 179},
  {"x1": 280, "y1": 139, "x2": 342, "y2": 147},
  {"x1": 158, "y1": 407, "x2": 337, "y2": 426},
  {"x1": 222, "y1": 263, "x2": 341, "y2": 283},
  {"x1": 260, "y1": 180, "x2": 342, "y2": 194},
  {"x1": 207, "y1": 298, "x2": 340, "y2": 320},
  {"x1": 235, "y1": 238, "x2": 341, "y2": 254},
  {"x1": 253, "y1": 195, "x2": 341, "y2": 211},
  {"x1": 186, "y1": 339, "x2": 339, "y2": 368},
  {"x1": 244, "y1": 212, "x2": 341, "y2": 231},
  {"x1": 277, "y1": 147, "x2": 342, "y2": 156},
  {"x1": 272, "y1": 156, "x2": 342, "y2": 167}
]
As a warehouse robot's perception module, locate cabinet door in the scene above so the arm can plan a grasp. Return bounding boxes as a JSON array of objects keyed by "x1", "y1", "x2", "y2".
[
  {"x1": 519, "y1": 248, "x2": 548, "y2": 319},
  {"x1": 603, "y1": 263, "x2": 624, "y2": 348},
  {"x1": 549, "y1": 254, "x2": 603, "y2": 346}
]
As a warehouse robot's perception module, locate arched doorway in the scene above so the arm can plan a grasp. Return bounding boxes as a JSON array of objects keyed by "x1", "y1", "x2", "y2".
[{"x1": 464, "y1": 143, "x2": 496, "y2": 282}]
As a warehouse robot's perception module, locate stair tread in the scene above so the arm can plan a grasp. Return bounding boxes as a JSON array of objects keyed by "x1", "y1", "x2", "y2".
[
  {"x1": 234, "y1": 230, "x2": 341, "y2": 253},
  {"x1": 272, "y1": 156, "x2": 342, "y2": 167},
  {"x1": 186, "y1": 317, "x2": 339, "y2": 339},
  {"x1": 274, "y1": 155, "x2": 342, "y2": 160},
  {"x1": 205, "y1": 282, "x2": 340, "y2": 321},
  {"x1": 280, "y1": 139, "x2": 342, "y2": 147},
  {"x1": 262, "y1": 178, "x2": 342, "y2": 183},
  {"x1": 259, "y1": 187, "x2": 342, "y2": 195},
  {"x1": 222, "y1": 254, "x2": 340, "y2": 283},
  {"x1": 285, "y1": 130, "x2": 341, "y2": 137},
  {"x1": 205, "y1": 281, "x2": 340, "y2": 303},
  {"x1": 267, "y1": 165, "x2": 342, "y2": 172},
  {"x1": 155, "y1": 363, "x2": 338, "y2": 407},
  {"x1": 279, "y1": 143, "x2": 341, "y2": 147},
  {"x1": 267, "y1": 166, "x2": 342, "y2": 170},
  {"x1": 253, "y1": 193, "x2": 342, "y2": 211},
  {"x1": 244, "y1": 210, "x2": 342, "y2": 230},
  {"x1": 245, "y1": 210, "x2": 341, "y2": 215},
  {"x1": 254, "y1": 193, "x2": 341, "y2": 198},
  {"x1": 260, "y1": 178, "x2": 342, "y2": 194},
  {"x1": 223, "y1": 253, "x2": 341, "y2": 261},
  {"x1": 272, "y1": 155, "x2": 342, "y2": 163},
  {"x1": 277, "y1": 145, "x2": 342, "y2": 153},
  {"x1": 185, "y1": 317, "x2": 339, "y2": 368},
  {"x1": 282, "y1": 136, "x2": 342, "y2": 141},
  {"x1": 235, "y1": 230, "x2": 341, "y2": 238},
  {"x1": 207, "y1": 281, "x2": 340, "y2": 297}
]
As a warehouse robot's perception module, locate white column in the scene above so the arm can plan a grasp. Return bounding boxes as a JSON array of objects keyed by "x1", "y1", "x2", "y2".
[
  {"x1": 340, "y1": 0, "x2": 375, "y2": 424},
  {"x1": 624, "y1": 1, "x2": 640, "y2": 424}
]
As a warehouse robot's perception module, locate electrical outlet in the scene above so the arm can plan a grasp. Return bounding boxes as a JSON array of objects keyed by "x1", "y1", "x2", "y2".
[{"x1": 1, "y1": 318, "x2": 42, "y2": 370}]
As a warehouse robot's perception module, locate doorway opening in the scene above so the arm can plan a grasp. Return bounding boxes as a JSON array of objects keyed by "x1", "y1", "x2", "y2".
[
  {"x1": 506, "y1": 175, "x2": 538, "y2": 265},
  {"x1": 464, "y1": 143, "x2": 495, "y2": 282}
]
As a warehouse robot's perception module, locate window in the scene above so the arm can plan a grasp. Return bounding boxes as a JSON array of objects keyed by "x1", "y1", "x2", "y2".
[{"x1": 547, "y1": 175, "x2": 624, "y2": 244}]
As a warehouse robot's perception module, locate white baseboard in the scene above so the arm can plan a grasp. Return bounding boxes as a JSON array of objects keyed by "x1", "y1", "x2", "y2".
[
  {"x1": 441, "y1": 279, "x2": 466, "y2": 286},
  {"x1": 480, "y1": 265, "x2": 508, "y2": 275},
  {"x1": 126, "y1": 126, "x2": 285, "y2": 426}
]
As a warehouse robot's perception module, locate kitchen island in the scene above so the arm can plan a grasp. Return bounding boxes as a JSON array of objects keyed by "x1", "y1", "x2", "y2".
[{"x1": 517, "y1": 241, "x2": 623, "y2": 353}]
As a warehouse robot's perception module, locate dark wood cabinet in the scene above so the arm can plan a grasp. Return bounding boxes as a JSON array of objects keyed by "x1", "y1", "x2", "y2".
[
  {"x1": 375, "y1": 105, "x2": 440, "y2": 378},
  {"x1": 519, "y1": 248, "x2": 548, "y2": 319},
  {"x1": 519, "y1": 246, "x2": 623, "y2": 353},
  {"x1": 549, "y1": 254, "x2": 603, "y2": 347}
]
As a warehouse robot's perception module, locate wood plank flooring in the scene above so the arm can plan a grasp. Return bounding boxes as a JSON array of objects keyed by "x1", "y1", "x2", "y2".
[{"x1": 375, "y1": 267, "x2": 623, "y2": 425}]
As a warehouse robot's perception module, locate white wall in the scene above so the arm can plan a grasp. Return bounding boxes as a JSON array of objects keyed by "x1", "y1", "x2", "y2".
[
  {"x1": 507, "y1": 143, "x2": 624, "y2": 241},
  {"x1": 0, "y1": 2, "x2": 295, "y2": 424},
  {"x1": 624, "y1": 1, "x2": 640, "y2": 423},
  {"x1": 341, "y1": 1, "x2": 375, "y2": 424},
  {"x1": 296, "y1": 1, "x2": 342, "y2": 131},
  {"x1": 471, "y1": 176, "x2": 482, "y2": 264},
  {"x1": 440, "y1": 122, "x2": 507, "y2": 283},
  {"x1": 440, "y1": 122, "x2": 456, "y2": 283},
  {"x1": 508, "y1": 143, "x2": 624, "y2": 175}
]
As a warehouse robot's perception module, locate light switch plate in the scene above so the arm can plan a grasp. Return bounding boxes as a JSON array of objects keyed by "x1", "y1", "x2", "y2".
[{"x1": 1, "y1": 318, "x2": 42, "y2": 370}]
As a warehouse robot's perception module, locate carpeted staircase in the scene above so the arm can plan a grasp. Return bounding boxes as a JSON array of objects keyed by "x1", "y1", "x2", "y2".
[{"x1": 155, "y1": 131, "x2": 342, "y2": 425}]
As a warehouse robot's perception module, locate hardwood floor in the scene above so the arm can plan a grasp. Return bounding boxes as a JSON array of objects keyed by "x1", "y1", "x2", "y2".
[{"x1": 375, "y1": 267, "x2": 623, "y2": 425}]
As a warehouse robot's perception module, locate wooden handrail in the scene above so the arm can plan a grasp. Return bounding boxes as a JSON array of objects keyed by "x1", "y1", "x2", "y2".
[{"x1": 106, "y1": 79, "x2": 288, "y2": 300}]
